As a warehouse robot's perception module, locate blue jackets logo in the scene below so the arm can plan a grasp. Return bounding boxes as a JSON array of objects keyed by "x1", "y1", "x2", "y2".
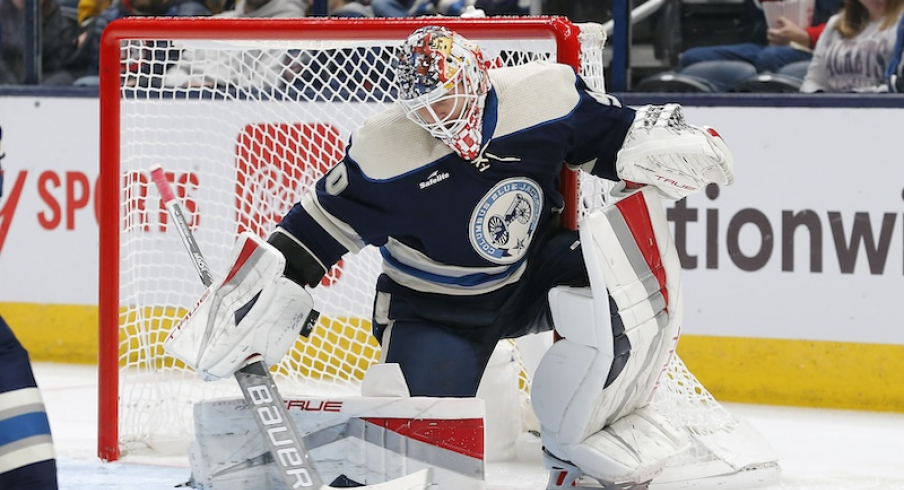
[{"x1": 469, "y1": 178, "x2": 543, "y2": 264}]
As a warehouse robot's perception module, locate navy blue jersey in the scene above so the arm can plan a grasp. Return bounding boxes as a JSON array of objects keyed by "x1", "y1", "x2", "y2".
[
  {"x1": 0, "y1": 315, "x2": 58, "y2": 489},
  {"x1": 278, "y1": 61, "x2": 634, "y2": 296}
]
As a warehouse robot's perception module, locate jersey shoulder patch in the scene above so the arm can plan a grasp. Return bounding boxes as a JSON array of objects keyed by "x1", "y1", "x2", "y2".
[
  {"x1": 490, "y1": 61, "x2": 582, "y2": 137},
  {"x1": 348, "y1": 105, "x2": 453, "y2": 180}
]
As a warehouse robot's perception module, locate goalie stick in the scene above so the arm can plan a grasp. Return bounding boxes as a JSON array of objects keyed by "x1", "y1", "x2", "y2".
[{"x1": 149, "y1": 165, "x2": 433, "y2": 490}]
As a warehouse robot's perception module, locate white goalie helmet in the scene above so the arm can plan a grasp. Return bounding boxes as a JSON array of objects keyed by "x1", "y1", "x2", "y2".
[{"x1": 396, "y1": 26, "x2": 492, "y2": 161}]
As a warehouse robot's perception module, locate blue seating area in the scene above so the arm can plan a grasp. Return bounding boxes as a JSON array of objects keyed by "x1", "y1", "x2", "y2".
[{"x1": 636, "y1": 59, "x2": 811, "y2": 93}]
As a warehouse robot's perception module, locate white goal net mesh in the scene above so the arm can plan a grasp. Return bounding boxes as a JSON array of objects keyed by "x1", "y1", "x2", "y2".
[{"x1": 100, "y1": 18, "x2": 739, "y2": 463}]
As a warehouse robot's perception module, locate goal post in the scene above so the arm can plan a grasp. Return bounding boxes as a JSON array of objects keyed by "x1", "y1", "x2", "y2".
[{"x1": 97, "y1": 15, "x2": 605, "y2": 463}]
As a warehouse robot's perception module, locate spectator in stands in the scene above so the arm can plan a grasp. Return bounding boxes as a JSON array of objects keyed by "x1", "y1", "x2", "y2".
[
  {"x1": 85, "y1": 0, "x2": 211, "y2": 36},
  {"x1": 74, "y1": 0, "x2": 212, "y2": 85},
  {"x1": 543, "y1": 0, "x2": 607, "y2": 22},
  {"x1": 373, "y1": 0, "x2": 524, "y2": 16},
  {"x1": 374, "y1": 0, "x2": 453, "y2": 16},
  {"x1": 676, "y1": 0, "x2": 843, "y2": 75},
  {"x1": 330, "y1": 0, "x2": 373, "y2": 16},
  {"x1": 76, "y1": 0, "x2": 109, "y2": 22},
  {"x1": 370, "y1": 0, "x2": 413, "y2": 16},
  {"x1": 887, "y1": 11, "x2": 904, "y2": 91},
  {"x1": 801, "y1": 0, "x2": 904, "y2": 91},
  {"x1": 102, "y1": 0, "x2": 209, "y2": 18},
  {"x1": 216, "y1": 0, "x2": 304, "y2": 17},
  {"x1": 77, "y1": 0, "x2": 227, "y2": 21},
  {"x1": 474, "y1": 0, "x2": 527, "y2": 15},
  {"x1": 0, "y1": 0, "x2": 81, "y2": 84},
  {"x1": 163, "y1": 0, "x2": 304, "y2": 88}
]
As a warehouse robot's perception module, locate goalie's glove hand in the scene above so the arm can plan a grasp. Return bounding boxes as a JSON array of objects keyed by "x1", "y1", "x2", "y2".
[
  {"x1": 614, "y1": 104, "x2": 734, "y2": 201},
  {"x1": 164, "y1": 232, "x2": 317, "y2": 381}
]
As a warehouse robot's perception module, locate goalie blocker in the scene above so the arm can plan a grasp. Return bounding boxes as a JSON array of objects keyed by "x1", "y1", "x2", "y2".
[{"x1": 164, "y1": 232, "x2": 318, "y2": 382}]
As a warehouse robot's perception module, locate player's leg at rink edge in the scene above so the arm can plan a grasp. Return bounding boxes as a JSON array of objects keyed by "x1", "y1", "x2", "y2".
[{"x1": 0, "y1": 315, "x2": 59, "y2": 490}]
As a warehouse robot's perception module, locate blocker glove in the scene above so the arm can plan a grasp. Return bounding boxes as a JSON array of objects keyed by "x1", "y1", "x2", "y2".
[{"x1": 164, "y1": 232, "x2": 317, "y2": 381}]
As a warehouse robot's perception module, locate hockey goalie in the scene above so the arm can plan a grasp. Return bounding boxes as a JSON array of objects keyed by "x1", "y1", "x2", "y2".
[{"x1": 163, "y1": 25, "x2": 778, "y2": 489}]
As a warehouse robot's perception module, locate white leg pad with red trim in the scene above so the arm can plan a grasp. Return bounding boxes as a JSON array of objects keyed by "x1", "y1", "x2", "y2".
[{"x1": 532, "y1": 187, "x2": 688, "y2": 487}]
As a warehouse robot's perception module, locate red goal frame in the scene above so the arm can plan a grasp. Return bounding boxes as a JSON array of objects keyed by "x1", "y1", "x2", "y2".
[{"x1": 97, "y1": 16, "x2": 592, "y2": 462}]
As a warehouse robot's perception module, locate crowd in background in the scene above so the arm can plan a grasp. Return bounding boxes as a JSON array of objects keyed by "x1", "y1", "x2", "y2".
[
  {"x1": 656, "y1": 0, "x2": 904, "y2": 92},
  {"x1": 0, "y1": 0, "x2": 902, "y2": 92},
  {"x1": 0, "y1": 0, "x2": 532, "y2": 86}
]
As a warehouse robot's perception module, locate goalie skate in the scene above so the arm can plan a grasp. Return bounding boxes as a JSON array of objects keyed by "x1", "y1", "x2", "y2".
[{"x1": 544, "y1": 450, "x2": 652, "y2": 490}]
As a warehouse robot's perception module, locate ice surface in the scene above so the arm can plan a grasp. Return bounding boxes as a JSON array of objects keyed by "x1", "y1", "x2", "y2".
[{"x1": 34, "y1": 363, "x2": 904, "y2": 490}]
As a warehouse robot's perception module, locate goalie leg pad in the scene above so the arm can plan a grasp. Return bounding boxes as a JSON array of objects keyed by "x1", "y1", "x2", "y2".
[
  {"x1": 542, "y1": 407, "x2": 690, "y2": 489},
  {"x1": 567, "y1": 406, "x2": 690, "y2": 485},
  {"x1": 531, "y1": 187, "x2": 685, "y2": 485},
  {"x1": 585, "y1": 187, "x2": 683, "y2": 411},
  {"x1": 164, "y1": 232, "x2": 315, "y2": 381}
]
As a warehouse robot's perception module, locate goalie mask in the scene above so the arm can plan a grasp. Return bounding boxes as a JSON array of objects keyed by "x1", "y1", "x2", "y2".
[{"x1": 396, "y1": 26, "x2": 491, "y2": 161}]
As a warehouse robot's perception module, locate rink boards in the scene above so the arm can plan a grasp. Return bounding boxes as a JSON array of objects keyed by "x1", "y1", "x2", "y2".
[{"x1": 1, "y1": 93, "x2": 903, "y2": 412}]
